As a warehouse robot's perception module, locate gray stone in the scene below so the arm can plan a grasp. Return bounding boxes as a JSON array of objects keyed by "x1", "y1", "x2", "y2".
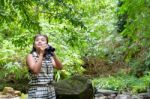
[
  {"x1": 53, "y1": 75, "x2": 94, "y2": 99},
  {"x1": 116, "y1": 94, "x2": 131, "y2": 99},
  {"x1": 95, "y1": 93, "x2": 104, "y2": 97},
  {"x1": 131, "y1": 95, "x2": 140, "y2": 99},
  {"x1": 142, "y1": 93, "x2": 150, "y2": 99},
  {"x1": 138, "y1": 93, "x2": 150, "y2": 99},
  {"x1": 96, "y1": 89, "x2": 118, "y2": 96}
]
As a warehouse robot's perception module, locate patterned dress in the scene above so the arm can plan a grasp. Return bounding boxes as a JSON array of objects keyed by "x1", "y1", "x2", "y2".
[{"x1": 28, "y1": 52, "x2": 56, "y2": 99}]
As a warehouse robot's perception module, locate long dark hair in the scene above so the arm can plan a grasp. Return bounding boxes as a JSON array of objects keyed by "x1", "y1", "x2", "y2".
[{"x1": 30, "y1": 34, "x2": 49, "y2": 54}]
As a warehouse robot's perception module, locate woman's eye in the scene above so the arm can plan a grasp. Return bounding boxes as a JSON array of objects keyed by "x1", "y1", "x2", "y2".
[{"x1": 41, "y1": 39, "x2": 46, "y2": 42}]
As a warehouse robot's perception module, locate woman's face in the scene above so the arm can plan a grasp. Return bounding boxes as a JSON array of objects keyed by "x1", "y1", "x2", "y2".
[{"x1": 34, "y1": 36, "x2": 47, "y2": 49}]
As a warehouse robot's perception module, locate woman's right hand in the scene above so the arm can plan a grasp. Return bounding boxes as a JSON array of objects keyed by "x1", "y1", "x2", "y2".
[{"x1": 39, "y1": 44, "x2": 47, "y2": 56}]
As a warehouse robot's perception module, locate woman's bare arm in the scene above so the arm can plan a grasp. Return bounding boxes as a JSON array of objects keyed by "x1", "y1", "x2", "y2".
[
  {"x1": 26, "y1": 54, "x2": 43, "y2": 74},
  {"x1": 51, "y1": 53, "x2": 63, "y2": 70}
]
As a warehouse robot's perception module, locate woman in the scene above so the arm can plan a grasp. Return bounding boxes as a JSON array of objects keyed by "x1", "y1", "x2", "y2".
[{"x1": 26, "y1": 34, "x2": 62, "y2": 99}]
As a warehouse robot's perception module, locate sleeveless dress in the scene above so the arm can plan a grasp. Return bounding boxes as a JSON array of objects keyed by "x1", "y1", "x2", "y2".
[{"x1": 28, "y1": 52, "x2": 56, "y2": 99}]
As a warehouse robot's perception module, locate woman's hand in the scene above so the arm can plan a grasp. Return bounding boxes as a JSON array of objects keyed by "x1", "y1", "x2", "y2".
[{"x1": 39, "y1": 44, "x2": 48, "y2": 56}]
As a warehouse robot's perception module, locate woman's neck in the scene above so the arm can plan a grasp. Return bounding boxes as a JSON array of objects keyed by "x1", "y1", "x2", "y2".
[{"x1": 35, "y1": 50, "x2": 41, "y2": 56}]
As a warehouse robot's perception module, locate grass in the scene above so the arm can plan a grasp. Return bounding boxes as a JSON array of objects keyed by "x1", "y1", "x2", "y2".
[{"x1": 91, "y1": 73, "x2": 150, "y2": 94}]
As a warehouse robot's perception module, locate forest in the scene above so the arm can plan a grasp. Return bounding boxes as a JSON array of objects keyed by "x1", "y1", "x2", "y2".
[{"x1": 0, "y1": 0, "x2": 150, "y2": 98}]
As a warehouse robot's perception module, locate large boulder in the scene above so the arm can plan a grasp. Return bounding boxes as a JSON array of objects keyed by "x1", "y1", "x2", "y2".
[{"x1": 53, "y1": 75, "x2": 94, "y2": 99}]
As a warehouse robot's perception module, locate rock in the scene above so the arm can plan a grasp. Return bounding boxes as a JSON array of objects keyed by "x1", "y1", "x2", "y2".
[
  {"x1": 139, "y1": 93, "x2": 150, "y2": 99},
  {"x1": 14, "y1": 91, "x2": 21, "y2": 96},
  {"x1": 3, "y1": 87, "x2": 14, "y2": 95},
  {"x1": 94, "y1": 93, "x2": 104, "y2": 97},
  {"x1": 0, "y1": 92, "x2": 3, "y2": 95},
  {"x1": 109, "y1": 94, "x2": 117, "y2": 99},
  {"x1": 131, "y1": 95, "x2": 140, "y2": 99},
  {"x1": 53, "y1": 75, "x2": 94, "y2": 99},
  {"x1": 96, "y1": 96, "x2": 107, "y2": 99},
  {"x1": 116, "y1": 94, "x2": 131, "y2": 99},
  {"x1": 0, "y1": 87, "x2": 21, "y2": 98},
  {"x1": 96, "y1": 89, "x2": 118, "y2": 96}
]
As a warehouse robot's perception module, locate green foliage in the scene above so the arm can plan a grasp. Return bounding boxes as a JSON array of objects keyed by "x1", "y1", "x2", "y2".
[
  {"x1": 0, "y1": 0, "x2": 150, "y2": 93},
  {"x1": 92, "y1": 72, "x2": 150, "y2": 93},
  {"x1": 21, "y1": 93, "x2": 28, "y2": 99},
  {"x1": 92, "y1": 76, "x2": 124, "y2": 91},
  {"x1": 4, "y1": 62, "x2": 29, "y2": 80},
  {"x1": 0, "y1": 0, "x2": 84, "y2": 31},
  {"x1": 0, "y1": 39, "x2": 29, "y2": 81},
  {"x1": 0, "y1": 0, "x2": 89, "y2": 79},
  {"x1": 117, "y1": 0, "x2": 150, "y2": 73},
  {"x1": 0, "y1": 40, "x2": 16, "y2": 65},
  {"x1": 0, "y1": 0, "x2": 119, "y2": 81}
]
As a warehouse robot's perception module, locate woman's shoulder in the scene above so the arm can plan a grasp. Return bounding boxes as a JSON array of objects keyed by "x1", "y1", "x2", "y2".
[
  {"x1": 27, "y1": 52, "x2": 38, "y2": 57},
  {"x1": 26, "y1": 54, "x2": 32, "y2": 59}
]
